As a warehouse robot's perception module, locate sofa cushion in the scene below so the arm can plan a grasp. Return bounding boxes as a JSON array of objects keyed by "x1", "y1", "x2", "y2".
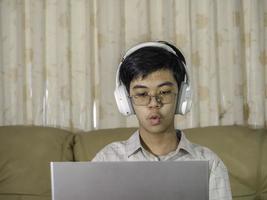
[
  {"x1": 0, "y1": 126, "x2": 74, "y2": 198},
  {"x1": 184, "y1": 126, "x2": 267, "y2": 200},
  {"x1": 0, "y1": 194, "x2": 51, "y2": 200},
  {"x1": 74, "y1": 128, "x2": 136, "y2": 161},
  {"x1": 260, "y1": 130, "x2": 267, "y2": 200}
]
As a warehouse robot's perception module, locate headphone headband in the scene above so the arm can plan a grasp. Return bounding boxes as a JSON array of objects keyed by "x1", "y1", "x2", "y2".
[
  {"x1": 123, "y1": 42, "x2": 177, "y2": 60},
  {"x1": 116, "y1": 42, "x2": 189, "y2": 86}
]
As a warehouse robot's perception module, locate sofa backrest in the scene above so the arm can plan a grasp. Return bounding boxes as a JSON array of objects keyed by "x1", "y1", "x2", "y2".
[
  {"x1": 74, "y1": 127, "x2": 136, "y2": 161},
  {"x1": 0, "y1": 125, "x2": 266, "y2": 200},
  {"x1": 0, "y1": 126, "x2": 74, "y2": 198}
]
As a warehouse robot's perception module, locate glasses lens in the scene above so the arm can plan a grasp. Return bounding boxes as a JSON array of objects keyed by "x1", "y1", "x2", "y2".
[
  {"x1": 132, "y1": 95, "x2": 150, "y2": 106},
  {"x1": 160, "y1": 93, "x2": 174, "y2": 104},
  {"x1": 131, "y1": 93, "x2": 176, "y2": 106}
]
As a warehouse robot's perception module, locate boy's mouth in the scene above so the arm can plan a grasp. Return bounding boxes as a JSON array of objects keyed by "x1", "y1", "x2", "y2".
[{"x1": 148, "y1": 114, "x2": 161, "y2": 126}]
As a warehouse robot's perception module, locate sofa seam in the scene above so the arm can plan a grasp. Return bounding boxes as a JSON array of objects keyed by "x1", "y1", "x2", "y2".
[{"x1": 255, "y1": 130, "x2": 264, "y2": 198}]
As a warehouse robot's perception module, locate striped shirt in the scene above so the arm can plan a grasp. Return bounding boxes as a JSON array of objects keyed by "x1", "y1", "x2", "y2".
[{"x1": 92, "y1": 130, "x2": 232, "y2": 200}]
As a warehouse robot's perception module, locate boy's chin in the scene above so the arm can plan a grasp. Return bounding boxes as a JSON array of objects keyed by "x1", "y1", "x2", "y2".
[{"x1": 140, "y1": 124, "x2": 174, "y2": 135}]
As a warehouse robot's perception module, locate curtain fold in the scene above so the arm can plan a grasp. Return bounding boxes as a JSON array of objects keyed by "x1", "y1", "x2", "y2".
[{"x1": 0, "y1": 0, "x2": 266, "y2": 131}]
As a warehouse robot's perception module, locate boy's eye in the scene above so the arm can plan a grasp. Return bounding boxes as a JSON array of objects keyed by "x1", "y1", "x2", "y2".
[
  {"x1": 159, "y1": 90, "x2": 172, "y2": 95},
  {"x1": 135, "y1": 92, "x2": 148, "y2": 97}
]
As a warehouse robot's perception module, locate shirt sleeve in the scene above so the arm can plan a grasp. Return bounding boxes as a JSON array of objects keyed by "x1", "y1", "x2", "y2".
[
  {"x1": 209, "y1": 159, "x2": 232, "y2": 200},
  {"x1": 91, "y1": 143, "x2": 123, "y2": 162},
  {"x1": 91, "y1": 150, "x2": 105, "y2": 162}
]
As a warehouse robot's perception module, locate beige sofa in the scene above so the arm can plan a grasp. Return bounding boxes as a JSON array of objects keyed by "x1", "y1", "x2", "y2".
[{"x1": 0, "y1": 125, "x2": 266, "y2": 200}]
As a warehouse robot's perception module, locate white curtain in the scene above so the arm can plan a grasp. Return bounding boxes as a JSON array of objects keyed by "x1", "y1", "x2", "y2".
[{"x1": 0, "y1": 0, "x2": 266, "y2": 131}]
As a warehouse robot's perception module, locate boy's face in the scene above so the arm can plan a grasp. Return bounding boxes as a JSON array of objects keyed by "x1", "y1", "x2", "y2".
[{"x1": 129, "y1": 69, "x2": 178, "y2": 135}]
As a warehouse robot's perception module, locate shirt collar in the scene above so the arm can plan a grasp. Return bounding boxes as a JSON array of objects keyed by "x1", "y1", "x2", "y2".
[
  {"x1": 126, "y1": 130, "x2": 143, "y2": 158},
  {"x1": 176, "y1": 131, "x2": 196, "y2": 156},
  {"x1": 125, "y1": 130, "x2": 196, "y2": 158}
]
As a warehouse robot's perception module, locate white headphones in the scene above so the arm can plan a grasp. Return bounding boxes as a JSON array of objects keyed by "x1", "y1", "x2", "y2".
[{"x1": 114, "y1": 41, "x2": 192, "y2": 116}]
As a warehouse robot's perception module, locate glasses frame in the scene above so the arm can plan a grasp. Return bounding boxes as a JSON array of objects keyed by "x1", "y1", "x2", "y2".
[{"x1": 129, "y1": 92, "x2": 177, "y2": 106}]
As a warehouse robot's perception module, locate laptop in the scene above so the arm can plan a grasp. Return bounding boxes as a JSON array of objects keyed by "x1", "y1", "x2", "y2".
[{"x1": 51, "y1": 161, "x2": 209, "y2": 200}]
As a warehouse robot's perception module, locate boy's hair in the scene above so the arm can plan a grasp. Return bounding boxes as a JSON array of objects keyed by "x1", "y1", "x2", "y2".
[{"x1": 119, "y1": 42, "x2": 186, "y2": 93}]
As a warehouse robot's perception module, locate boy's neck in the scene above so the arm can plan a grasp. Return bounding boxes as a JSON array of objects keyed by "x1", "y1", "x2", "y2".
[{"x1": 139, "y1": 128, "x2": 179, "y2": 156}]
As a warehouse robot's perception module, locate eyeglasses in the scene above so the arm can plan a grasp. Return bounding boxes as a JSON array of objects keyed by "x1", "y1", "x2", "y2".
[{"x1": 129, "y1": 91, "x2": 177, "y2": 106}]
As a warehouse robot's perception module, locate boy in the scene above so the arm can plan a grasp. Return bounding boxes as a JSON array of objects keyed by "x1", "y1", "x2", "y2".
[{"x1": 92, "y1": 41, "x2": 232, "y2": 200}]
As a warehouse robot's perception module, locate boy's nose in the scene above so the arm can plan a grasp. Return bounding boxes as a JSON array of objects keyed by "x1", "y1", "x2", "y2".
[{"x1": 148, "y1": 95, "x2": 162, "y2": 108}]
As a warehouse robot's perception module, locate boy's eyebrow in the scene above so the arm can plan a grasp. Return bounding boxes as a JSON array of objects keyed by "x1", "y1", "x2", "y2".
[
  {"x1": 132, "y1": 81, "x2": 175, "y2": 90},
  {"x1": 158, "y1": 81, "x2": 174, "y2": 87},
  {"x1": 132, "y1": 85, "x2": 148, "y2": 90}
]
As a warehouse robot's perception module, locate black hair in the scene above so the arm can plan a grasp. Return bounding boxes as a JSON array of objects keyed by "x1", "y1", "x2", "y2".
[{"x1": 119, "y1": 41, "x2": 186, "y2": 93}]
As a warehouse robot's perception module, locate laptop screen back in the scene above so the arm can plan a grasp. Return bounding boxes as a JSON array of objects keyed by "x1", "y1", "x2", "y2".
[{"x1": 51, "y1": 161, "x2": 209, "y2": 200}]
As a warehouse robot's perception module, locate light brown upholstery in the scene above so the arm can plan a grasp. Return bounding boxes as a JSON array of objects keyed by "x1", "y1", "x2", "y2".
[
  {"x1": 73, "y1": 128, "x2": 136, "y2": 161},
  {"x1": 0, "y1": 126, "x2": 74, "y2": 200},
  {"x1": 0, "y1": 125, "x2": 266, "y2": 200}
]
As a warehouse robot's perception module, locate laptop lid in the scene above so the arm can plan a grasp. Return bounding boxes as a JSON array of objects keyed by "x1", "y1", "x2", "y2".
[{"x1": 51, "y1": 161, "x2": 209, "y2": 200}]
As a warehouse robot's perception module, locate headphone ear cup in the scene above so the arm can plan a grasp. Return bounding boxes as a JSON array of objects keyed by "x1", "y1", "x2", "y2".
[
  {"x1": 176, "y1": 82, "x2": 192, "y2": 115},
  {"x1": 114, "y1": 85, "x2": 134, "y2": 116}
]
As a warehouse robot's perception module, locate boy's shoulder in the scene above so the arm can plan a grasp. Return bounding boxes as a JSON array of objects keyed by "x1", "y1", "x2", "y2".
[{"x1": 92, "y1": 133, "x2": 136, "y2": 161}]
